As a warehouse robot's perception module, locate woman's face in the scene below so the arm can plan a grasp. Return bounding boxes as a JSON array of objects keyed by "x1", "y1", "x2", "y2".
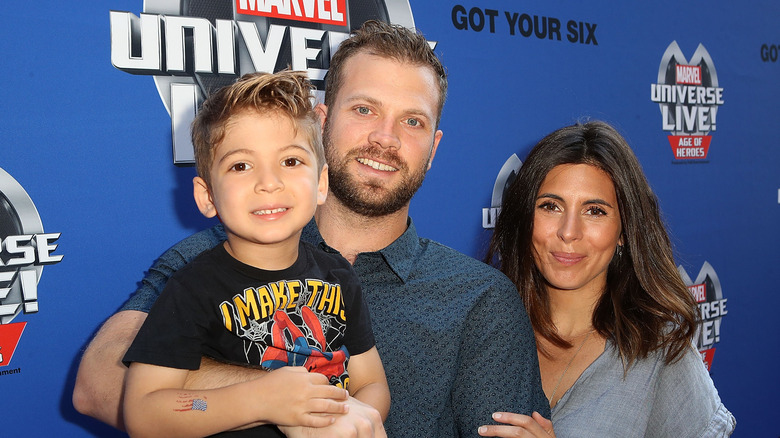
[{"x1": 532, "y1": 163, "x2": 623, "y2": 296}]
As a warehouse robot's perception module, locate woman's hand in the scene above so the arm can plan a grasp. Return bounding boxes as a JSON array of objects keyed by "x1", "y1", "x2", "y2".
[{"x1": 478, "y1": 411, "x2": 555, "y2": 437}]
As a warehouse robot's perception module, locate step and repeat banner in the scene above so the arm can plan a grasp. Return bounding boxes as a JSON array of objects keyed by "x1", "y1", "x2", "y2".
[{"x1": 1, "y1": 1, "x2": 777, "y2": 436}]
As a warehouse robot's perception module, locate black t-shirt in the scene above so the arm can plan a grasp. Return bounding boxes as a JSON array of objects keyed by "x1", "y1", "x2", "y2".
[{"x1": 124, "y1": 241, "x2": 374, "y2": 437}]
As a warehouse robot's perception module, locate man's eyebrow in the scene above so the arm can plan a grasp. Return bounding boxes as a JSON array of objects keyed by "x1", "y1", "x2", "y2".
[{"x1": 345, "y1": 94, "x2": 381, "y2": 107}]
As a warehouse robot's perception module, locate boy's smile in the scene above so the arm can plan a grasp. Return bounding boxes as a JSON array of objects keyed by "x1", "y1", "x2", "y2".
[{"x1": 194, "y1": 110, "x2": 328, "y2": 269}]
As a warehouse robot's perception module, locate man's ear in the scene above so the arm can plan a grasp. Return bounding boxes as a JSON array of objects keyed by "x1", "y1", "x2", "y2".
[
  {"x1": 315, "y1": 103, "x2": 328, "y2": 132},
  {"x1": 193, "y1": 176, "x2": 218, "y2": 218},
  {"x1": 317, "y1": 164, "x2": 329, "y2": 206},
  {"x1": 426, "y1": 129, "x2": 443, "y2": 171}
]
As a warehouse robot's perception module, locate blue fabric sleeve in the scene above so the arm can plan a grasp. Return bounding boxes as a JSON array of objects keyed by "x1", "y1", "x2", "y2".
[
  {"x1": 119, "y1": 225, "x2": 226, "y2": 313},
  {"x1": 452, "y1": 272, "x2": 550, "y2": 435},
  {"x1": 648, "y1": 345, "x2": 736, "y2": 437}
]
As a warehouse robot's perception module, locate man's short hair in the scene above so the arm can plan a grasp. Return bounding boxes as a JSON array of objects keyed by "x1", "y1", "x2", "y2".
[{"x1": 325, "y1": 20, "x2": 448, "y2": 127}]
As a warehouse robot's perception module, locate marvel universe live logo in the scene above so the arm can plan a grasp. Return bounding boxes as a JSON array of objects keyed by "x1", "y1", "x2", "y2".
[
  {"x1": 451, "y1": 5, "x2": 597, "y2": 45},
  {"x1": 650, "y1": 42, "x2": 724, "y2": 161},
  {"x1": 110, "y1": 4, "x2": 352, "y2": 164},
  {"x1": 1, "y1": 166, "x2": 64, "y2": 368},
  {"x1": 678, "y1": 262, "x2": 726, "y2": 370},
  {"x1": 237, "y1": 0, "x2": 347, "y2": 26},
  {"x1": 689, "y1": 283, "x2": 727, "y2": 346},
  {"x1": 481, "y1": 154, "x2": 522, "y2": 229},
  {"x1": 0, "y1": 234, "x2": 62, "y2": 316},
  {"x1": 110, "y1": 5, "x2": 351, "y2": 79},
  {"x1": 110, "y1": 0, "x2": 418, "y2": 164}
]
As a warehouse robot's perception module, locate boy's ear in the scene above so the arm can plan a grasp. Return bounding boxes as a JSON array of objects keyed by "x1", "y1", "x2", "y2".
[
  {"x1": 193, "y1": 176, "x2": 218, "y2": 218},
  {"x1": 317, "y1": 164, "x2": 328, "y2": 206},
  {"x1": 314, "y1": 103, "x2": 328, "y2": 131}
]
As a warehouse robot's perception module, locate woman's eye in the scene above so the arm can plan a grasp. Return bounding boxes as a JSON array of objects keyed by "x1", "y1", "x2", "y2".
[
  {"x1": 585, "y1": 206, "x2": 608, "y2": 216},
  {"x1": 537, "y1": 201, "x2": 559, "y2": 212},
  {"x1": 282, "y1": 158, "x2": 302, "y2": 167}
]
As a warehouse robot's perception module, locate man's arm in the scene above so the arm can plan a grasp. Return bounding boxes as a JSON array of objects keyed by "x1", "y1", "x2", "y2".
[
  {"x1": 452, "y1": 273, "x2": 550, "y2": 435},
  {"x1": 73, "y1": 225, "x2": 226, "y2": 430},
  {"x1": 72, "y1": 310, "x2": 146, "y2": 430}
]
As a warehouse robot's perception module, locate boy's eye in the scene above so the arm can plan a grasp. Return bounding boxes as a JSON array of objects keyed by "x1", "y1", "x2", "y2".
[
  {"x1": 230, "y1": 162, "x2": 250, "y2": 172},
  {"x1": 282, "y1": 158, "x2": 302, "y2": 167}
]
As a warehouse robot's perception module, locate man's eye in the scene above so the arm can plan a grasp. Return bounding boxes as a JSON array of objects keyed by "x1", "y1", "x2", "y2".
[
  {"x1": 282, "y1": 158, "x2": 302, "y2": 167},
  {"x1": 406, "y1": 118, "x2": 420, "y2": 127},
  {"x1": 356, "y1": 106, "x2": 371, "y2": 115}
]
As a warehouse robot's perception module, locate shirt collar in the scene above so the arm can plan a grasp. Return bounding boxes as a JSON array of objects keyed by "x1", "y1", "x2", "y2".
[
  {"x1": 375, "y1": 217, "x2": 418, "y2": 283},
  {"x1": 302, "y1": 217, "x2": 420, "y2": 283}
]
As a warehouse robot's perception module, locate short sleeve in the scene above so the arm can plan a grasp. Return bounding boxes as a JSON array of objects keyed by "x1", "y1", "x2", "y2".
[
  {"x1": 122, "y1": 273, "x2": 209, "y2": 370},
  {"x1": 341, "y1": 270, "x2": 374, "y2": 357}
]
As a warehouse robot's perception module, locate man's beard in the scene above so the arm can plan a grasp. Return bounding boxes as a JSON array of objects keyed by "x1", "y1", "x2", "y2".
[{"x1": 323, "y1": 121, "x2": 430, "y2": 217}]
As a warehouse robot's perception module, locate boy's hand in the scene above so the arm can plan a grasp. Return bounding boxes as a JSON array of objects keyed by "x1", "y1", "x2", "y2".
[
  {"x1": 254, "y1": 367, "x2": 349, "y2": 427},
  {"x1": 279, "y1": 396, "x2": 386, "y2": 438}
]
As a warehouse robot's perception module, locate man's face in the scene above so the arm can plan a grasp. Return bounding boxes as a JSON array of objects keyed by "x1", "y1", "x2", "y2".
[{"x1": 320, "y1": 52, "x2": 443, "y2": 217}]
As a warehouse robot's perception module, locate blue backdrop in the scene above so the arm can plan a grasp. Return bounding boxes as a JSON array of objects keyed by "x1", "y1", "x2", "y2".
[{"x1": 1, "y1": 1, "x2": 777, "y2": 436}]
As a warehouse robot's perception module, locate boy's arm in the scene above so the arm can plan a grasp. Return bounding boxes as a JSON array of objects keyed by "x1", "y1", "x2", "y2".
[
  {"x1": 124, "y1": 363, "x2": 350, "y2": 438},
  {"x1": 345, "y1": 346, "x2": 390, "y2": 421},
  {"x1": 71, "y1": 312, "x2": 270, "y2": 431}
]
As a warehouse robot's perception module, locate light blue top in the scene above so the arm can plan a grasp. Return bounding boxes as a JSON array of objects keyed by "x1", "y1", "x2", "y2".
[{"x1": 551, "y1": 339, "x2": 735, "y2": 437}]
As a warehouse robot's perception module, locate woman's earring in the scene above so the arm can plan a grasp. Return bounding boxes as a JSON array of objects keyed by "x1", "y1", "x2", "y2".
[{"x1": 616, "y1": 245, "x2": 624, "y2": 257}]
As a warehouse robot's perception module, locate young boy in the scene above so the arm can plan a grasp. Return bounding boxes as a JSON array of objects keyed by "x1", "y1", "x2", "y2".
[{"x1": 121, "y1": 71, "x2": 390, "y2": 438}]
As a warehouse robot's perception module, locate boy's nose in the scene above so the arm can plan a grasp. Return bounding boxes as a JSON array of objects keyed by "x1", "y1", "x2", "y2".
[{"x1": 255, "y1": 169, "x2": 284, "y2": 193}]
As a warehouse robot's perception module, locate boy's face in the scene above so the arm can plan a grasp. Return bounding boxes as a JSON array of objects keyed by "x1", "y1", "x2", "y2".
[{"x1": 194, "y1": 110, "x2": 327, "y2": 263}]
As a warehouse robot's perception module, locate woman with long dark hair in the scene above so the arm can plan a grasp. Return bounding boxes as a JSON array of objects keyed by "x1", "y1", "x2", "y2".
[{"x1": 479, "y1": 121, "x2": 734, "y2": 437}]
